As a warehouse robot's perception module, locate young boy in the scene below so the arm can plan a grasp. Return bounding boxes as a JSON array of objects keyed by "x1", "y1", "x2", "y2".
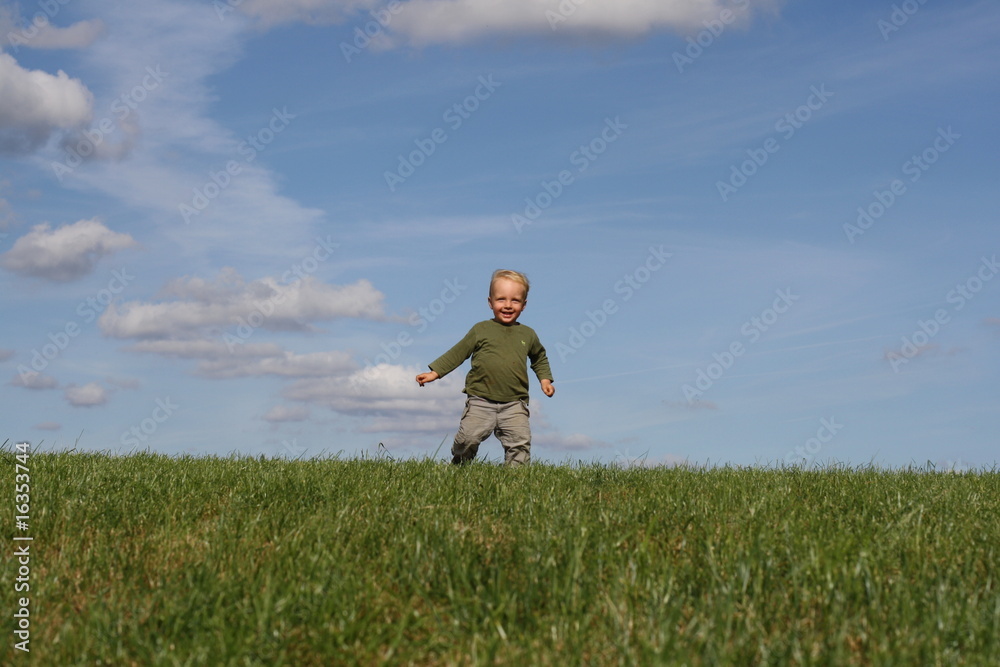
[{"x1": 415, "y1": 269, "x2": 555, "y2": 467}]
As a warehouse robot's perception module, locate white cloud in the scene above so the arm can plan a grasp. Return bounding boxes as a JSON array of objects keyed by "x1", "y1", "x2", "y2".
[
  {"x1": 0, "y1": 348, "x2": 14, "y2": 362},
  {"x1": 10, "y1": 371, "x2": 59, "y2": 390},
  {"x1": 100, "y1": 266, "x2": 440, "y2": 431},
  {"x1": 235, "y1": 0, "x2": 780, "y2": 43},
  {"x1": 65, "y1": 382, "x2": 110, "y2": 407},
  {"x1": 128, "y1": 332, "x2": 462, "y2": 433},
  {"x1": 1, "y1": 218, "x2": 137, "y2": 281},
  {"x1": 100, "y1": 268, "x2": 387, "y2": 339},
  {"x1": 392, "y1": 0, "x2": 766, "y2": 45},
  {"x1": 34, "y1": 421, "x2": 62, "y2": 431},
  {"x1": 262, "y1": 404, "x2": 310, "y2": 422},
  {"x1": 0, "y1": 52, "x2": 93, "y2": 154},
  {"x1": 535, "y1": 431, "x2": 609, "y2": 453},
  {"x1": 284, "y1": 363, "x2": 465, "y2": 431}
]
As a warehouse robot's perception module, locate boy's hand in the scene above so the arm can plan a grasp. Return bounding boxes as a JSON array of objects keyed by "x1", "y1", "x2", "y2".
[
  {"x1": 416, "y1": 371, "x2": 439, "y2": 387},
  {"x1": 541, "y1": 379, "x2": 555, "y2": 397}
]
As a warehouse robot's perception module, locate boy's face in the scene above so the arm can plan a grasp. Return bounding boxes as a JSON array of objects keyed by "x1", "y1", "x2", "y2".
[{"x1": 488, "y1": 278, "x2": 526, "y2": 325}]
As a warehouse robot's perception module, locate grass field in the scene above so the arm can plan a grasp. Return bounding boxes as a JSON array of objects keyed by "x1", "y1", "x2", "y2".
[{"x1": 3, "y1": 449, "x2": 998, "y2": 665}]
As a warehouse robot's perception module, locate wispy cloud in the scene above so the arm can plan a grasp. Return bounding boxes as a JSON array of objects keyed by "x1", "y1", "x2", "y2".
[
  {"x1": 0, "y1": 200, "x2": 12, "y2": 229},
  {"x1": 228, "y1": 0, "x2": 376, "y2": 28},
  {"x1": 536, "y1": 431, "x2": 609, "y2": 453},
  {"x1": 48, "y1": 0, "x2": 324, "y2": 261},
  {"x1": 34, "y1": 421, "x2": 62, "y2": 431},
  {"x1": 0, "y1": 5, "x2": 105, "y2": 50},
  {"x1": 262, "y1": 404, "x2": 310, "y2": 422}
]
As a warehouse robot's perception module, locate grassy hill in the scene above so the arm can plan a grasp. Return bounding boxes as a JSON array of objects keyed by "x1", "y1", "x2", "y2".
[{"x1": 3, "y1": 450, "x2": 998, "y2": 665}]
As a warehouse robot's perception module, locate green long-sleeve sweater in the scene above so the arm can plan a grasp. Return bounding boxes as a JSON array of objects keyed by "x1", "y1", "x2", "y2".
[{"x1": 428, "y1": 319, "x2": 553, "y2": 403}]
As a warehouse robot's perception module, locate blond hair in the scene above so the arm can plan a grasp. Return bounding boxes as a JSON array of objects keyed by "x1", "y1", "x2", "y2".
[{"x1": 490, "y1": 269, "x2": 530, "y2": 299}]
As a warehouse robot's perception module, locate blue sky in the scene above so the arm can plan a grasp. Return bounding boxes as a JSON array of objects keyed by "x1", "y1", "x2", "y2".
[{"x1": 1, "y1": 0, "x2": 997, "y2": 469}]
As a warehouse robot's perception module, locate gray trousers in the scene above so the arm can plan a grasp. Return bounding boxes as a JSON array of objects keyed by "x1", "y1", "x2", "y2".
[{"x1": 452, "y1": 396, "x2": 531, "y2": 466}]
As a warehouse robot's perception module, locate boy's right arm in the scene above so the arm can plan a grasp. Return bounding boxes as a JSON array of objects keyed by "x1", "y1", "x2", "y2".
[
  {"x1": 415, "y1": 325, "x2": 479, "y2": 387},
  {"x1": 415, "y1": 371, "x2": 439, "y2": 386}
]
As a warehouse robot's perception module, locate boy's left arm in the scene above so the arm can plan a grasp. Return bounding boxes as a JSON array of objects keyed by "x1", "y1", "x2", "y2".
[{"x1": 528, "y1": 336, "x2": 555, "y2": 397}]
